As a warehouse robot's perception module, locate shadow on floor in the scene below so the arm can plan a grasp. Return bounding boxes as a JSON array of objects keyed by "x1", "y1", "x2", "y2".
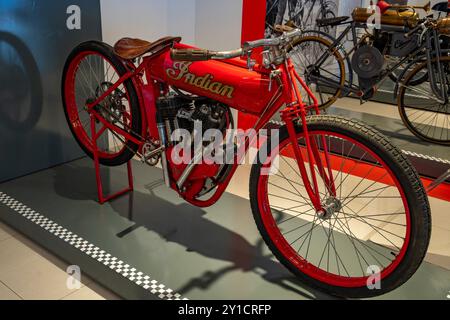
[{"x1": 52, "y1": 162, "x2": 338, "y2": 300}]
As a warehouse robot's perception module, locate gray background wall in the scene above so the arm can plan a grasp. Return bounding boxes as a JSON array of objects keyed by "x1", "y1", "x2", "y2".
[
  {"x1": 0, "y1": 0, "x2": 244, "y2": 183},
  {"x1": 0, "y1": 0, "x2": 103, "y2": 182},
  {"x1": 100, "y1": 0, "x2": 243, "y2": 50}
]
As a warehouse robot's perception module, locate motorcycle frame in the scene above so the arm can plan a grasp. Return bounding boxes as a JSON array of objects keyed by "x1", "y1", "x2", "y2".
[{"x1": 84, "y1": 44, "x2": 336, "y2": 210}]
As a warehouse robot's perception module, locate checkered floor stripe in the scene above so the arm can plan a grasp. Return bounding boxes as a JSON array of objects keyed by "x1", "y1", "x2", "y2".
[{"x1": 0, "y1": 191, "x2": 187, "y2": 300}]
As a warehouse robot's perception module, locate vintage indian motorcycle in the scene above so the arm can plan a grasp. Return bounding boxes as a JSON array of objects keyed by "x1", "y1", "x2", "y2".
[{"x1": 62, "y1": 29, "x2": 431, "y2": 298}]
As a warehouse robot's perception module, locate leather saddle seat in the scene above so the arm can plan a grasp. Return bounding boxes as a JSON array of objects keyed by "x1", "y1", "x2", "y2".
[
  {"x1": 352, "y1": 7, "x2": 419, "y2": 28},
  {"x1": 114, "y1": 36, "x2": 182, "y2": 60}
]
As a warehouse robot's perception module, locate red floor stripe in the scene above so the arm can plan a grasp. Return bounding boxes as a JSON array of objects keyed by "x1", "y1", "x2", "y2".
[
  {"x1": 279, "y1": 147, "x2": 450, "y2": 202},
  {"x1": 421, "y1": 178, "x2": 450, "y2": 202}
]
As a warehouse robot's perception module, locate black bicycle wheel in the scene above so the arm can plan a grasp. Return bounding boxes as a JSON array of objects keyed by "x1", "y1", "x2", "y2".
[
  {"x1": 288, "y1": 35, "x2": 347, "y2": 110},
  {"x1": 398, "y1": 56, "x2": 450, "y2": 145}
]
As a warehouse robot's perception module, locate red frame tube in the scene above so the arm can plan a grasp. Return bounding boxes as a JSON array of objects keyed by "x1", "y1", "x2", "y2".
[
  {"x1": 90, "y1": 114, "x2": 134, "y2": 204},
  {"x1": 87, "y1": 45, "x2": 336, "y2": 210}
]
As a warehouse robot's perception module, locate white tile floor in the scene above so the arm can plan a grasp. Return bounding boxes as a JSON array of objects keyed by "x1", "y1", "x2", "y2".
[{"x1": 0, "y1": 221, "x2": 120, "y2": 300}]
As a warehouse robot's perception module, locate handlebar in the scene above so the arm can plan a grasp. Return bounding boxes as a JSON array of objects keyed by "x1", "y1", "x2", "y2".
[
  {"x1": 171, "y1": 28, "x2": 303, "y2": 62},
  {"x1": 171, "y1": 49, "x2": 244, "y2": 61},
  {"x1": 405, "y1": 23, "x2": 424, "y2": 38},
  {"x1": 242, "y1": 38, "x2": 281, "y2": 51},
  {"x1": 241, "y1": 28, "x2": 302, "y2": 51},
  {"x1": 405, "y1": 18, "x2": 433, "y2": 38},
  {"x1": 171, "y1": 49, "x2": 217, "y2": 61}
]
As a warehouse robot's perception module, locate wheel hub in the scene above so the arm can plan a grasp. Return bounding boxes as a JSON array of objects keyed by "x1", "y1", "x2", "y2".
[
  {"x1": 87, "y1": 82, "x2": 126, "y2": 124},
  {"x1": 305, "y1": 65, "x2": 319, "y2": 82},
  {"x1": 317, "y1": 197, "x2": 342, "y2": 220}
]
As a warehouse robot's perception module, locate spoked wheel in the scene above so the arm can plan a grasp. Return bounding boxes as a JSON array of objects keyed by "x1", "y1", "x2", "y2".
[
  {"x1": 398, "y1": 56, "x2": 450, "y2": 145},
  {"x1": 250, "y1": 116, "x2": 431, "y2": 298},
  {"x1": 316, "y1": 10, "x2": 337, "y2": 36},
  {"x1": 316, "y1": 0, "x2": 338, "y2": 36},
  {"x1": 62, "y1": 41, "x2": 142, "y2": 166},
  {"x1": 387, "y1": 57, "x2": 428, "y2": 85},
  {"x1": 288, "y1": 36, "x2": 347, "y2": 110}
]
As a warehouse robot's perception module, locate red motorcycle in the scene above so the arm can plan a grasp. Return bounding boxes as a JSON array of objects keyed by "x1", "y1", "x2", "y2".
[{"x1": 62, "y1": 29, "x2": 431, "y2": 298}]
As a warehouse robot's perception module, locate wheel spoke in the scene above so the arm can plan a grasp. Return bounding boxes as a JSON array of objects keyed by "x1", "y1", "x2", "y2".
[
  {"x1": 65, "y1": 51, "x2": 135, "y2": 159},
  {"x1": 261, "y1": 128, "x2": 412, "y2": 284}
]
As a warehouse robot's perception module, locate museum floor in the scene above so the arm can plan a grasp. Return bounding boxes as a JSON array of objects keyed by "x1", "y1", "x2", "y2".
[{"x1": 0, "y1": 221, "x2": 118, "y2": 300}]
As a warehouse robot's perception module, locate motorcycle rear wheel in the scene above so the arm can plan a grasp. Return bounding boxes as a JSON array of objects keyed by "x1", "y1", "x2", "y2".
[{"x1": 62, "y1": 41, "x2": 142, "y2": 166}]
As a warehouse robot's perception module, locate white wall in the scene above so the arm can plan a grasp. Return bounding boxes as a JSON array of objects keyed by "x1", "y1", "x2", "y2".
[
  {"x1": 100, "y1": 0, "x2": 244, "y2": 139},
  {"x1": 100, "y1": 0, "x2": 243, "y2": 49},
  {"x1": 100, "y1": 0, "x2": 169, "y2": 45},
  {"x1": 195, "y1": 0, "x2": 243, "y2": 50},
  {"x1": 167, "y1": 0, "x2": 196, "y2": 44}
]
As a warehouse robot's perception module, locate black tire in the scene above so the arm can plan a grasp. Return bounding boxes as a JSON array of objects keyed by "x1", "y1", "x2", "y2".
[
  {"x1": 250, "y1": 115, "x2": 431, "y2": 298},
  {"x1": 62, "y1": 41, "x2": 142, "y2": 166},
  {"x1": 398, "y1": 56, "x2": 450, "y2": 145}
]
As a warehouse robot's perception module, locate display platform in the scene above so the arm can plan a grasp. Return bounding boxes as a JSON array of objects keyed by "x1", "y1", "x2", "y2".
[{"x1": 1, "y1": 157, "x2": 450, "y2": 300}]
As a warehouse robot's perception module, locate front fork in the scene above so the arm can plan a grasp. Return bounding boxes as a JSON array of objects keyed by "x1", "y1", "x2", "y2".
[{"x1": 281, "y1": 60, "x2": 336, "y2": 212}]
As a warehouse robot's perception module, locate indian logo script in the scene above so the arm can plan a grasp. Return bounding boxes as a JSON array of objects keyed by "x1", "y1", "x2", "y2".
[{"x1": 166, "y1": 62, "x2": 235, "y2": 99}]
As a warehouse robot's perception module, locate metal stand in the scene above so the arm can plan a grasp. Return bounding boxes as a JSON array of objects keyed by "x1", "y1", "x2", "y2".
[
  {"x1": 427, "y1": 168, "x2": 450, "y2": 193},
  {"x1": 90, "y1": 115, "x2": 134, "y2": 205}
]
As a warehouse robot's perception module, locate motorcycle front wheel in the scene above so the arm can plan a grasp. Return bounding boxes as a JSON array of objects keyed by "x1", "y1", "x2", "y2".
[{"x1": 250, "y1": 115, "x2": 431, "y2": 298}]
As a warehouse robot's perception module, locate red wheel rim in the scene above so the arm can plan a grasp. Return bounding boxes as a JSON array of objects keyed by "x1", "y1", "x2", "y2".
[
  {"x1": 257, "y1": 130, "x2": 412, "y2": 288},
  {"x1": 64, "y1": 51, "x2": 133, "y2": 159}
]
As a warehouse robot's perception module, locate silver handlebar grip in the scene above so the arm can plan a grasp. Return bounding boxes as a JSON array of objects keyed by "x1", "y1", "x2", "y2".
[
  {"x1": 243, "y1": 38, "x2": 281, "y2": 50},
  {"x1": 242, "y1": 29, "x2": 302, "y2": 51},
  {"x1": 204, "y1": 28, "x2": 303, "y2": 61},
  {"x1": 211, "y1": 49, "x2": 244, "y2": 60},
  {"x1": 285, "y1": 28, "x2": 303, "y2": 39}
]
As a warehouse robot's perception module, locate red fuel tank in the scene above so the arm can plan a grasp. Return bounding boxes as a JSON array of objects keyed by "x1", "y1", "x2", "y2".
[{"x1": 147, "y1": 46, "x2": 279, "y2": 115}]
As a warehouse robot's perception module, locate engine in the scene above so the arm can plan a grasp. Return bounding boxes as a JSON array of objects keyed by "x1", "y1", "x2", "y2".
[
  {"x1": 351, "y1": 45, "x2": 385, "y2": 98},
  {"x1": 373, "y1": 30, "x2": 419, "y2": 58},
  {"x1": 156, "y1": 94, "x2": 231, "y2": 142},
  {"x1": 352, "y1": 30, "x2": 419, "y2": 99},
  {"x1": 155, "y1": 93, "x2": 233, "y2": 199}
]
